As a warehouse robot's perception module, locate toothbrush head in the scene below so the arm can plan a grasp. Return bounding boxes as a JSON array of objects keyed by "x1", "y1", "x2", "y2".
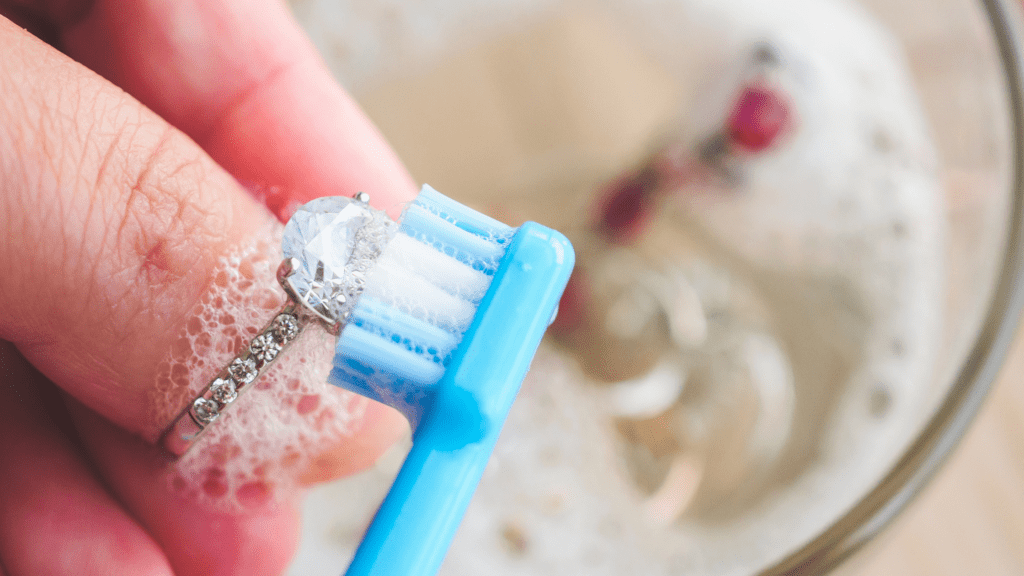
[{"x1": 328, "y1": 185, "x2": 575, "y2": 576}]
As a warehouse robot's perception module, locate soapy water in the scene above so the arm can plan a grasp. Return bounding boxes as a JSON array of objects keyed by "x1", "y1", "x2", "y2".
[
  {"x1": 451, "y1": 0, "x2": 944, "y2": 570},
  {"x1": 285, "y1": 0, "x2": 952, "y2": 573},
  {"x1": 545, "y1": 0, "x2": 943, "y2": 521}
]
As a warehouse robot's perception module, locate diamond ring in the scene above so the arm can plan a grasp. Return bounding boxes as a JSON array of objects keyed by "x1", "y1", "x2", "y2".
[{"x1": 161, "y1": 192, "x2": 395, "y2": 456}]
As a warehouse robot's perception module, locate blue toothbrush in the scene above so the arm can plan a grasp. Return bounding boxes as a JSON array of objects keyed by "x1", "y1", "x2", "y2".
[{"x1": 328, "y1": 185, "x2": 574, "y2": 576}]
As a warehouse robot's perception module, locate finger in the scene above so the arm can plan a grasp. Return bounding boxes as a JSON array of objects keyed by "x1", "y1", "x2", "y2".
[
  {"x1": 0, "y1": 16, "x2": 263, "y2": 439},
  {"x1": 32, "y1": 0, "x2": 416, "y2": 478},
  {"x1": 0, "y1": 343, "x2": 173, "y2": 576},
  {"x1": 0, "y1": 15, "x2": 397, "y2": 466},
  {"x1": 300, "y1": 401, "x2": 409, "y2": 484},
  {"x1": 60, "y1": 0, "x2": 417, "y2": 219},
  {"x1": 68, "y1": 400, "x2": 301, "y2": 576}
]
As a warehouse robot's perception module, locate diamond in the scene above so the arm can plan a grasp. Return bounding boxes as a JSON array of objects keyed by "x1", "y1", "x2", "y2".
[
  {"x1": 250, "y1": 333, "x2": 282, "y2": 364},
  {"x1": 228, "y1": 356, "x2": 258, "y2": 384},
  {"x1": 193, "y1": 398, "x2": 220, "y2": 424},
  {"x1": 210, "y1": 377, "x2": 238, "y2": 404},
  {"x1": 273, "y1": 313, "x2": 300, "y2": 342},
  {"x1": 282, "y1": 196, "x2": 387, "y2": 323}
]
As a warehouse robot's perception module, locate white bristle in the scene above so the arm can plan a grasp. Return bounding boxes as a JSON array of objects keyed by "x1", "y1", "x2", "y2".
[
  {"x1": 362, "y1": 255, "x2": 481, "y2": 334},
  {"x1": 376, "y1": 234, "x2": 492, "y2": 303}
]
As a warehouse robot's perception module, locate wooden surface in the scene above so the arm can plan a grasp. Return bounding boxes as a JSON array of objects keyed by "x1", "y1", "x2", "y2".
[{"x1": 856, "y1": 330, "x2": 1024, "y2": 575}]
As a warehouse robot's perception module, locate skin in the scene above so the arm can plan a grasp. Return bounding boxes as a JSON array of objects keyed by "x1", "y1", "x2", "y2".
[{"x1": 0, "y1": 1, "x2": 416, "y2": 574}]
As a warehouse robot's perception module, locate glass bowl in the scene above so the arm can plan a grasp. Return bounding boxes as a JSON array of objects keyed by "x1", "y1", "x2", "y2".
[{"x1": 287, "y1": 0, "x2": 1024, "y2": 573}]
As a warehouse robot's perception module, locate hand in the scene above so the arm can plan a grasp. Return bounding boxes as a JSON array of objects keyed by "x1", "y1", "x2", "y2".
[{"x1": 0, "y1": 1, "x2": 415, "y2": 574}]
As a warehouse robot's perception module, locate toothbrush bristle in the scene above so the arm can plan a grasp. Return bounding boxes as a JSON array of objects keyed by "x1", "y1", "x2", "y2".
[{"x1": 329, "y1": 186, "x2": 515, "y2": 422}]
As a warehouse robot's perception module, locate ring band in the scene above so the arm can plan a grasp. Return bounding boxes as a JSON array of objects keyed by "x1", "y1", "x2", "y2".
[
  {"x1": 161, "y1": 305, "x2": 307, "y2": 455},
  {"x1": 161, "y1": 192, "x2": 393, "y2": 456}
]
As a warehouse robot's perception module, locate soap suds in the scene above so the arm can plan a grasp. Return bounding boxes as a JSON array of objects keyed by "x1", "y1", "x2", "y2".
[{"x1": 154, "y1": 216, "x2": 368, "y2": 511}]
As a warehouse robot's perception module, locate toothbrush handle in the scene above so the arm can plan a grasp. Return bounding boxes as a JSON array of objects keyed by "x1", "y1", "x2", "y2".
[{"x1": 344, "y1": 222, "x2": 575, "y2": 576}]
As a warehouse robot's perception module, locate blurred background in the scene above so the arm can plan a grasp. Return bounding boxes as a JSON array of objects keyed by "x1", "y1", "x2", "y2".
[{"x1": 286, "y1": 0, "x2": 1024, "y2": 573}]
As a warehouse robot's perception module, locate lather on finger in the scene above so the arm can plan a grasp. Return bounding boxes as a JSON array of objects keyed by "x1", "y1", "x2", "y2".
[
  {"x1": 0, "y1": 17, "x2": 258, "y2": 438},
  {"x1": 0, "y1": 16, "x2": 270, "y2": 440},
  {"x1": 0, "y1": 4, "x2": 412, "y2": 573},
  {"x1": 0, "y1": 15, "x2": 363, "y2": 571},
  {"x1": 58, "y1": 0, "x2": 415, "y2": 475},
  {"x1": 3, "y1": 0, "x2": 413, "y2": 462},
  {"x1": 0, "y1": 12, "x2": 394, "y2": 455}
]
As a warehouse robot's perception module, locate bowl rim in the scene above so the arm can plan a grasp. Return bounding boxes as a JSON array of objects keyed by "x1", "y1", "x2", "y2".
[{"x1": 763, "y1": 0, "x2": 1024, "y2": 572}]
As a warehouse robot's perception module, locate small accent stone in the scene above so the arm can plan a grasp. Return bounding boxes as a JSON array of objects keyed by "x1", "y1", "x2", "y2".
[
  {"x1": 228, "y1": 357, "x2": 258, "y2": 384},
  {"x1": 210, "y1": 378, "x2": 238, "y2": 404},
  {"x1": 273, "y1": 313, "x2": 300, "y2": 342},
  {"x1": 193, "y1": 398, "x2": 220, "y2": 424},
  {"x1": 250, "y1": 333, "x2": 282, "y2": 364}
]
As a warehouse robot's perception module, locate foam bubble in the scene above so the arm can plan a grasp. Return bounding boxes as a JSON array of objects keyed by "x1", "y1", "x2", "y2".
[{"x1": 153, "y1": 215, "x2": 368, "y2": 511}]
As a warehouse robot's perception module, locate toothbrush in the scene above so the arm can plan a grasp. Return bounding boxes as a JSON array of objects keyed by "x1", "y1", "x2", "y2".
[{"x1": 330, "y1": 185, "x2": 574, "y2": 576}]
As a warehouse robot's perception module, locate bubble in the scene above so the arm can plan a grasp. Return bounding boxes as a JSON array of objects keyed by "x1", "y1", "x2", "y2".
[{"x1": 154, "y1": 216, "x2": 368, "y2": 511}]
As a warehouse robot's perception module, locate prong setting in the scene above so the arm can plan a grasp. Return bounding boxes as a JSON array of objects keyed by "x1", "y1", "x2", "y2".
[
  {"x1": 278, "y1": 194, "x2": 394, "y2": 332},
  {"x1": 277, "y1": 257, "x2": 299, "y2": 287}
]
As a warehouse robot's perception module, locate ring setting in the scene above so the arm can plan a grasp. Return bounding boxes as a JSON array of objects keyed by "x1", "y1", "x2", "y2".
[{"x1": 162, "y1": 192, "x2": 394, "y2": 455}]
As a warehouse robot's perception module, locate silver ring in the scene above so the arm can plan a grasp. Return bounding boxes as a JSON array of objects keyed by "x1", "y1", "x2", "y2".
[{"x1": 161, "y1": 191, "x2": 393, "y2": 456}]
